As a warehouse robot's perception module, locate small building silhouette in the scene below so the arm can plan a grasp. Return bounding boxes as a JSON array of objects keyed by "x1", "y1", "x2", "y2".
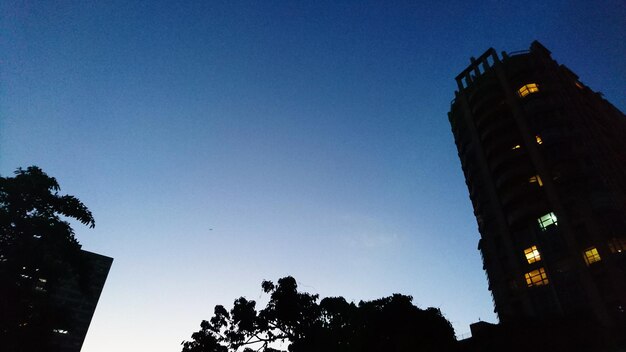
[{"x1": 49, "y1": 250, "x2": 113, "y2": 352}]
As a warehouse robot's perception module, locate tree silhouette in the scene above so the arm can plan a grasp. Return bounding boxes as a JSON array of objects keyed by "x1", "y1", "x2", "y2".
[
  {"x1": 182, "y1": 276, "x2": 456, "y2": 352},
  {"x1": 0, "y1": 166, "x2": 96, "y2": 351}
]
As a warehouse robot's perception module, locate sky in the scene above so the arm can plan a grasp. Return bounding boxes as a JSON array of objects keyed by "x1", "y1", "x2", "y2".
[{"x1": 1, "y1": 1, "x2": 625, "y2": 351}]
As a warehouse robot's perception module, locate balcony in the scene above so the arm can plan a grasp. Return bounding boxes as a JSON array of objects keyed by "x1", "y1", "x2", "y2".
[
  {"x1": 487, "y1": 147, "x2": 526, "y2": 176},
  {"x1": 471, "y1": 88, "x2": 503, "y2": 115},
  {"x1": 522, "y1": 95, "x2": 552, "y2": 115},
  {"x1": 495, "y1": 162, "x2": 534, "y2": 189},
  {"x1": 479, "y1": 116, "x2": 517, "y2": 144},
  {"x1": 473, "y1": 101, "x2": 508, "y2": 130},
  {"x1": 506, "y1": 199, "x2": 546, "y2": 228},
  {"x1": 468, "y1": 79, "x2": 501, "y2": 104},
  {"x1": 498, "y1": 182, "x2": 535, "y2": 208}
]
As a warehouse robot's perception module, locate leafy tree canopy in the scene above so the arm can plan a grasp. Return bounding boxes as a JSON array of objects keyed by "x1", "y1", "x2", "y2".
[
  {"x1": 0, "y1": 166, "x2": 96, "y2": 351},
  {"x1": 182, "y1": 276, "x2": 456, "y2": 352}
]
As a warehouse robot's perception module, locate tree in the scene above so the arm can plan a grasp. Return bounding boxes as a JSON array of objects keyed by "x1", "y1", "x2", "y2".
[
  {"x1": 182, "y1": 277, "x2": 456, "y2": 352},
  {"x1": 0, "y1": 166, "x2": 95, "y2": 351}
]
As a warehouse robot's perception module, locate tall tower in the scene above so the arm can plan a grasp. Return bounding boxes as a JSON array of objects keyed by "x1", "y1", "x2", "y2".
[{"x1": 448, "y1": 41, "x2": 626, "y2": 330}]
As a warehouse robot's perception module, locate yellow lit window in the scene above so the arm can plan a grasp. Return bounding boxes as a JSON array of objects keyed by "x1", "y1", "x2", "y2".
[
  {"x1": 512, "y1": 144, "x2": 521, "y2": 150},
  {"x1": 535, "y1": 135, "x2": 543, "y2": 145},
  {"x1": 524, "y1": 245, "x2": 541, "y2": 264},
  {"x1": 529, "y1": 175, "x2": 543, "y2": 187},
  {"x1": 608, "y1": 238, "x2": 626, "y2": 253},
  {"x1": 518, "y1": 83, "x2": 539, "y2": 98},
  {"x1": 525, "y1": 267, "x2": 549, "y2": 287},
  {"x1": 583, "y1": 247, "x2": 601, "y2": 265},
  {"x1": 538, "y1": 212, "x2": 557, "y2": 231}
]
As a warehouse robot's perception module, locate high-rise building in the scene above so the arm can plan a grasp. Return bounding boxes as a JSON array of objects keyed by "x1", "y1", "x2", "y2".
[{"x1": 448, "y1": 41, "x2": 626, "y2": 333}]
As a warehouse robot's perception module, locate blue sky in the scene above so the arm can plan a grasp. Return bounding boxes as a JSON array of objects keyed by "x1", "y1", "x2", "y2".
[{"x1": 1, "y1": 1, "x2": 625, "y2": 351}]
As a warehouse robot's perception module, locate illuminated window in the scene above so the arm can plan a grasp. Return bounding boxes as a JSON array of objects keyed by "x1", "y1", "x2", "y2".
[
  {"x1": 583, "y1": 247, "x2": 601, "y2": 265},
  {"x1": 529, "y1": 175, "x2": 543, "y2": 187},
  {"x1": 525, "y1": 267, "x2": 549, "y2": 287},
  {"x1": 538, "y1": 212, "x2": 558, "y2": 230},
  {"x1": 524, "y1": 245, "x2": 541, "y2": 264},
  {"x1": 512, "y1": 144, "x2": 521, "y2": 150},
  {"x1": 518, "y1": 83, "x2": 539, "y2": 98},
  {"x1": 575, "y1": 82, "x2": 584, "y2": 89},
  {"x1": 608, "y1": 238, "x2": 626, "y2": 253},
  {"x1": 535, "y1": 135, "x2": 543, "y2": 145}
]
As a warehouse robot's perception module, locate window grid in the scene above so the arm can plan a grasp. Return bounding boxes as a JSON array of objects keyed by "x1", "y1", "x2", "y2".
[
  {"x1": 525, "y1": 267, "x2": 549, "y2": 287},
  {"x1": 583, "y1": 247, "x2": 601, "y2": 265},
  {"x1": 518, "y1": 83, "x2": 539, "y2": 98},
  {"x1": 524, "y1": 245, "x2": 541, "y2": 264},
  {"x1": 538, "y1": 212, "x2": 558, "y2": 231}
]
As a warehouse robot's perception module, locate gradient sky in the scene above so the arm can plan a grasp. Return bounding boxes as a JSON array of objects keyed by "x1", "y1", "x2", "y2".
[{"x1": 1, "y1": 1, "x2": 625, "y2": 351}]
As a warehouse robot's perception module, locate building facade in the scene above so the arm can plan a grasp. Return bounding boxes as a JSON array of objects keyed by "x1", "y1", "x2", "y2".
[
  {"x1": 448, "y1": 41, "x2": 626, "y2": 331},
  {"x1": 50, "y1": 250, "x2": 113, "y2": 352}
]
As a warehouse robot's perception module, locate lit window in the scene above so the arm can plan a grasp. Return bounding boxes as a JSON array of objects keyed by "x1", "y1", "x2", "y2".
[
  {"x1": 529, "y1": 175, "x2": 543, "y2": 187},
  {"x1": 538, "y1": 212, "x2": 558, "y2": 230},
  {"x1": 53, "y1": 329, "x2": 69, "y2": 335},
  {"x1": 518, "y1": 83, "x2": 539, "y2": 98},
  {"x1": 575, "y1": 82, "x2": 584, "y2": 89},
  {"x1": 608, "y1": 238, "x2": 626, "y2": 253},
  {"x1": 512, "y1": 144, "x2": 521, "y2": 150},
  {"x1": 525, "y1": 267, "x2": 549, "y2": 287},
  {"x1": 583, "y1": 247, "x2": 601, "y2": 265},
  {"x1": 535, "y1": 135, "x2": 543, "y2": 145},
  {"x1": 524, "y1": 245, "x2": 541, "y2": 264}
]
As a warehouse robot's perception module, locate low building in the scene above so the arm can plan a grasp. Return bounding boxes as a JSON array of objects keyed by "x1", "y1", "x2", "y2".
[{"x1": 49, "y1": 250, "x2": 113, "y2": 352}]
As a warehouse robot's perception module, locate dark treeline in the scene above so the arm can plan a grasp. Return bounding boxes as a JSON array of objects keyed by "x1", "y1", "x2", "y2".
[
  {"x1": 181, "y1": 276, "x2": 457, "y2": 352},
  {"x1": 0, "y1": 166, "x2": 96, "y2": 352}
]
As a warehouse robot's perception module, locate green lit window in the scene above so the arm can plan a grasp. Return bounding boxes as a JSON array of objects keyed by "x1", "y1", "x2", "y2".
[
  {"x1": 538, "y1": 212, "x2": 558, "y2": 231},
  {"x1": 525, "y1": 267, "x2": 549, "y2": 287},
  {"x1": 518, "y1": 83, "x2": 539, "y2": 98},
  {"x1": 608, "y1": 238, "x2": 626, "y2": 253},
  {"x1": 524, "y1": 245, "x2": 541, "y2": 264},
  {"x1": 583, "y1": 247, "x2": 601, "y2": 265}
]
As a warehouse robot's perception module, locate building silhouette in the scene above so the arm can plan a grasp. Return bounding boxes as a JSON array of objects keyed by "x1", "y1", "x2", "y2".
[
  {"x1": 49, "y1": 250, "x2": 113, "y2": 352},
  {"x1": 448, "y1": 41, "x2": 626, "y2": 338}
]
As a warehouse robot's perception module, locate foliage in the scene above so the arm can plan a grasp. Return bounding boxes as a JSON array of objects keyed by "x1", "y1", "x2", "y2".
[
  {"x1": 182, "y1": 277, "x2": 456, "y2": 352},
  {"x1": 0, "y1": 166, "x2": 95, "y2": 351}
]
